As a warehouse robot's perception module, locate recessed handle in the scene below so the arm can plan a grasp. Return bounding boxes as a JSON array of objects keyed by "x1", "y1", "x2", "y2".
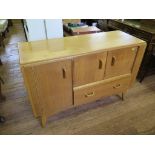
[
  {"x1": 85, "y1": 92, "x2": 95, "y2": 97},
  {"x1": 98, "y1": 59, "x2": 102, "y2": 69},
  {"x1": 111, "y1": 56, "x2": 116, "y2": 66},
  {"x1": 113, "y1": 84, "x2": 121, "y2": 89},
  {"x1": 62, "y1": 68, "x2": 66, "y2": 79}
]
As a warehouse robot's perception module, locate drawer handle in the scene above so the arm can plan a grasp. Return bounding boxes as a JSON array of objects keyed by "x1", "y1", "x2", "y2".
[
  {"x1": 98, "y1": 59, "x2": 102, "y2": 69},
  {"x1": 113, "y1": 84, "x2": 121, "y2": 89},
  {"x1": 62, "y1": 68, "x2": 66, "y2": 79},
  {"x1": 111, "y1": 56, "x2": 116, "y2": 66},
  {"x1": 85, "y1": 92, "x2": 95, "y2": 97}
]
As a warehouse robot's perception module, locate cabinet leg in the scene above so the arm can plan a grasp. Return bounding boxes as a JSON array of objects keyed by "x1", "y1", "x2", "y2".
[
  {"x1": 0, "y1": 81, "x2": 6, "y2": 103},
  {"x1": 121, "y1": 92, "x2": 125, "y2": 101},
  {"x1": 41, "y1": 115, "x2": 47, "y2": 128},
  {"x1": 0, "y1": 59, "x2": 2, "y2": 65}
]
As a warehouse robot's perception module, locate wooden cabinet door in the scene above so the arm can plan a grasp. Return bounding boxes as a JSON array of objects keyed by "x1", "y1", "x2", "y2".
[
  {"x1": 105, "y1": 47, "x2": 137, "y2": 78},
  {"x1": 33, "y1": 59, "x2": 73, "y2": 117},
  {"x1": 73, "y1": 52, "x2": 107, "y2": 87}
]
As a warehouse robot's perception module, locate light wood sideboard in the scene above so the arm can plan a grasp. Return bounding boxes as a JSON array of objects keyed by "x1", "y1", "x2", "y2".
[{"x1": 18, "y1": 31, "x2": 146, "y2": 127}]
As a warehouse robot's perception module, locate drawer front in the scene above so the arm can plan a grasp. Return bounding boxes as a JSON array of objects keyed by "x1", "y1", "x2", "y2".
[
  {"x1": 105, "y1": 47, "x2": 137, "y2": 79},
  {"x1": 73, "y1": 51, "x2": 107, "y2": 87},
  {"x1": 74, "y1": 75, "x2": 130, "y2": 106}
]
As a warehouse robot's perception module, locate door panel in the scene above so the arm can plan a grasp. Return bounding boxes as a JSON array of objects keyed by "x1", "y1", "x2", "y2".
[
  {"x1": 73, "y1": 52, "x2": 107, "y2": 87},
  {"x1": 33, "y1": 59, "x2": 73, "y2": 116},
  {"x1": 105, "y1": 47, "x2": 137, "y2": 78}
]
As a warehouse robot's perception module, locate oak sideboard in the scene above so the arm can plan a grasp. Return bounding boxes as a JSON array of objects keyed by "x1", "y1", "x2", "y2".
[{"x1": 18, "y1": 30, "x2": 146, "y2": 127}]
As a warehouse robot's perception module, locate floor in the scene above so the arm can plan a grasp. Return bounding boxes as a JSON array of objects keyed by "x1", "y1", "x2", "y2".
[{"x1": 0, "y1": 20, "x2": 155, "y2": 135}]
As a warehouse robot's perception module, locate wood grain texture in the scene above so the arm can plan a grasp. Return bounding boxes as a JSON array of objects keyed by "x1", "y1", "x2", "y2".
[
  {"x1": 129, "y1": 45, "x2": 146, "y2": 87},
  {"x1": 32, "y1": 59, "x2": 73, "y2": 117},
  {"x1": 73, "y1": 51, "x2": 107, "y2": 87},
  {"x1": 22, "y1": 58, "x2": 73, "y2": 127},
  {"x1": 21, "y1": 66, "x2": 41, "y2": 117},
  {"x1": 20, "y1": 22, "x2": 146, "y2": 127},
  {"x1": 74, "y1": 75, "x2": 130, "y2": 105},
  {"x1": 0, "y1": 20, "x2": 155, "y2": 134},
  {"x1": 106, "y1": 19, "x2": 154, "y2": 81},
  {"x1": 18, "y1": 30, "x2": 146, "y2": 65},
  {"x1": 105, "y1": 46, "x2": 138, "y2": 78}
]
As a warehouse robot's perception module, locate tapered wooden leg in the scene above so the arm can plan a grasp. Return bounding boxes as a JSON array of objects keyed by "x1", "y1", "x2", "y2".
[
  {"x1": 41, "y1": 115, "x2": 47, "y2": 128},
  {"x1": 121, "y1": 92, "x2": 125, "y2": 101},
  {"x1": 0, "y1": 82, "x2": 6, "y2": 103},
  {"x1": 0, "y1": 59, "x2": 2, "y2": 65}
]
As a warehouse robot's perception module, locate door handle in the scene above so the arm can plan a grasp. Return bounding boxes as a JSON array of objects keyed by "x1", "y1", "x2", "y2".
[
  {"x1": 98, "y1": 59, "x2": 102, "y2": 69},
  {"x1": 113, "y1": 84, "x2": 121, "y2": 89},
  {"x1": 111, "y1": 56, "x2": 116, "y2": 66},
  {"x1": 85, "y1": 92, "x2": 95, "y2": 97},
  {"x1": 62, "y1": 68, "x2": 66, "y2": 79}
]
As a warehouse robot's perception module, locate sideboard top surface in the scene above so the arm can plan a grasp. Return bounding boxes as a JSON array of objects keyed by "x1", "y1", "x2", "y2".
[{"x1": 18, "y1": 30, "x2": 146, "y2": 65}]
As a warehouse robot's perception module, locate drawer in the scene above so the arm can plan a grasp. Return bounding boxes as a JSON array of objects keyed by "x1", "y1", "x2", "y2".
[{"x1": 74, "y1": 75, "x2": 131, "y2": 106}]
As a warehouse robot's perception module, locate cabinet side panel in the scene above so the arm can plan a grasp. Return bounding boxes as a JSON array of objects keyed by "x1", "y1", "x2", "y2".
[
  {"x1": 129, "y1": 44, "x2": 147, "y2": 86},
  {"x1": 21, "y1": 66, "x2": 41, "y2": 117}
]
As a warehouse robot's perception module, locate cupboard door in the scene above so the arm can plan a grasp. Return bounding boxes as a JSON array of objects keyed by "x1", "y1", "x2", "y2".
[
  {"x1": 73, "y1": 52, "x2": 107, "y2": 87},
  {"x1": 105, "y1": 47, "x2": 137, "y2": 78},
  {"x1": 33, "y1": 59, "x2": 73, "y2": 117}
]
